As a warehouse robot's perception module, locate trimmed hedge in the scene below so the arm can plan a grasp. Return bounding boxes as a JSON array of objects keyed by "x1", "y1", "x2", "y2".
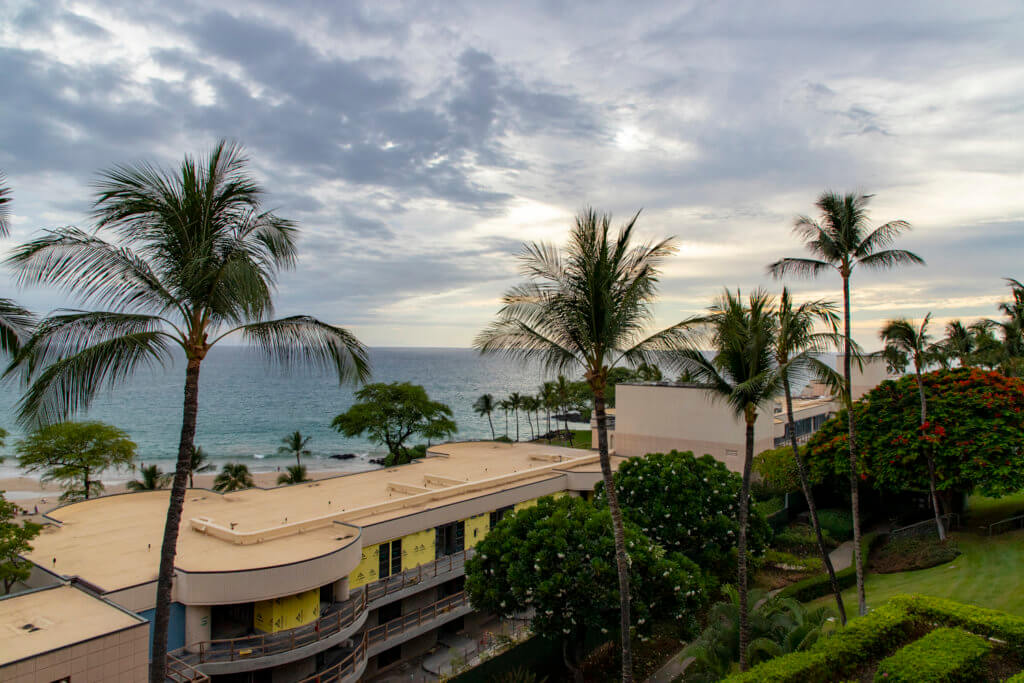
[
  {"x1": 777, "y1": 531, "x2": 880, "y2": 602},
  {"x1": 1004, "y1": 672, "x2": 1024, "y2": 682},
  {"x1": 889, "y1": 594, "x2": 1024, "y2": 649},
  {"x1": 815, "y1": 508, "x2": 853, "y2": 541},
  {"x1": 873, "y1": 627, "x2": 990, "y2": 682}
]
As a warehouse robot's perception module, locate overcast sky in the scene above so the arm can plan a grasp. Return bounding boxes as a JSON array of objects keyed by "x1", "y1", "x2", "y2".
[{"x1": 2, "y1": 1, "x2": 1022, "y2": 349}]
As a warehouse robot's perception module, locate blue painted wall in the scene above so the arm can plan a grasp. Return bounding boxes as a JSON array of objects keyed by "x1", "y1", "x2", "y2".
[{"x1": 138, "y1": 602, "x2": 186, "y2": 655}]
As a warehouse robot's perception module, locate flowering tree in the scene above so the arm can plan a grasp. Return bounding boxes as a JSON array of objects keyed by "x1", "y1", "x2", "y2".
[
  {"x1": 599, "y1": 450, "x2": 771, "y2": 582},
  {"x1": 805, "y1": 368, "x2": 1024, "y2": 501},
  {"x1": 465, "y1": 495, "x2": 709, "y2": 682}
]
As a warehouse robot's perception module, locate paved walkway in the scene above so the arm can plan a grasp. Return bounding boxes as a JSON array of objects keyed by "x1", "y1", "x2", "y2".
[{"x1": 829, "y1": 540, "x2": 855, "y2": 572}]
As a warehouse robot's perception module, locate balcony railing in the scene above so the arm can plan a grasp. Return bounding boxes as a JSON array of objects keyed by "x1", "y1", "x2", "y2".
[
  {"x1": 296, "y1": 634, "x2": 368, "y2": 683},
  {"x1": 166, "y1": 654, "x2": 210, "y2": 682},
  {"x1": 360, "y1": 548, "x2": 471, "y2": 605}
]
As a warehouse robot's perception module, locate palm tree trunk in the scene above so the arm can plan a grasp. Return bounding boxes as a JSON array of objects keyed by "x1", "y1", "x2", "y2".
[
  {"x1": 594, "y1": 389, "x2": 633, "y2": 682},
  {"x1": 784, "y1": 375, "x2": 847, "y2": 625},
  {"x1": 917, "y1": 372, "x2": 946, "y2": 541},
  {"x1": 83, "y1": 469, "x2": 91, "y2": 500},
  {"x1": 843, "y1": 274, "x2": 867, "y2": 616},
  {"x1": 526, "y1": 412, "x2": 534, "y2": 440},
  {"x1": 504, "y1": 410, "x2": 508, "y2": 437},
  {"x1": 514, "y1": 408, "x2": 520, "y2": 441},
  {"x1": 738, "y1": 419, "x2": 755, "y2": 671},
  {"x1": 487, "y1": 413, "x2": 495, "y2": 441},
  {"x1": 150, "y1": 356, "x2": 202, "y2": 683}
]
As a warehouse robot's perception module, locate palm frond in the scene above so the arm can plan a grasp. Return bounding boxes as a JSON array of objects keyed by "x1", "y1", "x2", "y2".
[
  {"x1": 0, "y1": 298, "x2": 34, "y2": 357},
  {"x1": 856, "y1": 248, "x2": 925, "y2": 271},
  {"x1": 767, "y1": 257, "x2": 832, "y2": 280},
  {"x1": 236, "y1": 315, "x2": 370, "y2": 384},
  {"x1": 0, "y1": 172, "x2": 12, "y2": 238}
]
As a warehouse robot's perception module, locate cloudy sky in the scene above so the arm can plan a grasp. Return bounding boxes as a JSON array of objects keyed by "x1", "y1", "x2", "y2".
[{"x1": 2, "y1": 0, "x2": 1022, "y2": 348}]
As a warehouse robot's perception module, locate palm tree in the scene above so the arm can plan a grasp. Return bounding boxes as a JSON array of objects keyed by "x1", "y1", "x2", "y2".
[
  {"x1": 278, "y1": 430, "x2": 312, "y2": 468},
  {"x1": 768, "y1": 191, "x2": 923, "y2": 616},
  {"x1": 277, "y1": 464, "x2": 309, "y2": 485},
  {"x1": 475, "y1": 208, "x2": 685, "y2": 682},
  {"x1": 213, "y1": 462, "x2": 254, "y2": 492},
  {"x1": 187, "y1": 446, "x2": 214, "y2": 488},
  {"x1": 771, "y1": 288, "x2": 847, "y2": 624},
  {"x1": 520, "y1": 395, "x2": 538, "y2": 440},
  {"x1": 4, "y1": 141, "x2": 369, "y2": 682},
  {"x1": 675, "y1": 289, "x2": 783, "y2": 670},
  {"x1": 938, "y1": 320, "x2": 975, "y2": 369},
  {"x1": 540, "y1": 381, "x2": 557, "y2": 436},
  {"x1": 127, "y1": 463, "x2": 171, "y2": 491},
  {"x1": 498, "y1": 398, "x2": 512, "y2": 438},
  {"x1": 880, "y1": 315, "x2": 946, "y2": 540},
  {"x1": 0, "y1": 173, "x2": 34, "y2": 357},
  {"x1": 988, "y1": 278, "x2": 1024, "y2": 375},
  {"x1": 508, "y1": 392, "x2": 523, "y2": 441},
  {"x1": 554, "y1": 374, "x2": 573, "y2": 437},
  {"x1": 473, "y1": 393, "x2": 497, "y2": 440}
]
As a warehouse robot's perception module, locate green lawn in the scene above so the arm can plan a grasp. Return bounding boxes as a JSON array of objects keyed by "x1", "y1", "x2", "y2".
[
  {"x1": 965, "y1": 490, "x2": 1024, "y2": 529},
  {"x1": 569, "y1": 429, "x2": 593, "y2": 450},
  {"x1": 812, "y1": 529, "x2": 1024, "y2": 618}
]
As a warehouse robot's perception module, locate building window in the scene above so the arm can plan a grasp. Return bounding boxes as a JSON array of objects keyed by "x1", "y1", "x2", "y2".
[
  {"x1": 378, "y1": 539, "x2": 402, "y2": 579},
  {"x1": 435, "y1": 521, "x2": 465, "y2": 559},
  {"x1": 377, "y1": 643, "x2": 403, "y2": 668},
  {"x1": 489, "y1": 505, "x2": 514, "y2": 528}
]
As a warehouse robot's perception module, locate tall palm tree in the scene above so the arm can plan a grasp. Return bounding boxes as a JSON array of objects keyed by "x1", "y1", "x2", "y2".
[
  {"x1": 4, "y1": 141, "x2": 369, "y2": 682},
  {"x1": 0, "y1": 173, "x2": 34, "y2": 357},
  {"x1": 989, "y1": 278, "x2": 1024, "y2": 375},
  {"x1": 473, "y1": 393, "x2": 497, "y2": 440},
  {"x1": 880, "y1": 315, "x2": 946, "y2": 540},
  {"x1": 521, "y1": 395, "x2": 538, "y2": 440},
  {"x1": 498, "y1": 398, "x2": 512, "y2": 438},
  {"x1": 278, "y1": 430, "x2": 312, "y2": 468},
  {"x1": 277, "y1": 464, "x2": 309, "y2": 485},
  {"x1": 675, "y1": 289, "x2": 782, "y2": 671},
  {"x1": 540, "y1": 381, "x2": 557, "y2": 436},
  {"x1": 768, "y1": 191, "x2": 923, "y2": 615},
  {"x1": 187, "y1": 445, "x2": 214, "y2": 488},
  {"x1": 213, "y1": 462, "x2": 254, "y2": 492},
  {"x1": 771, "y1": 289, "x2": 847, "y2": 624},
  {"x1": 475, "y1": 208, "x2": 685, "y2": 682},
  {"x1": 508, "y1": 391, "x2": 523, "y2": 441},
  {"x1": 938, "y1": 320, "x2": 975, "y2": 369},
  {"x1": 127, "y1": 463, "x2": 171, "y2": 491},
  {"x1": 554, "y1": 374, "x2": 573, "y2": 436}
]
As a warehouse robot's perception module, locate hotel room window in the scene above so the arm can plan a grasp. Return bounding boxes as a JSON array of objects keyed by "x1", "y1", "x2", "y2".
[{"x1": 378, "y1": 539, "x2": 402, "y2": 579}]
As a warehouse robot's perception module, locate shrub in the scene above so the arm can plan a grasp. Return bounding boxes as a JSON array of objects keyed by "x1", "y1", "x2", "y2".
[
  {"x1": 754, "y1": 445, "x2": 802, "y2": 494},
  {"x1": 777, "y1": 532, "x2": 880, "y2": 602},
  {"x1": 869, "y1": 536, "x2": 960, "y2": 573},
  {"x1": 814, "y1": 508, "x2": 853, "y2": 541},
  {"x1": 773, "y1": 525, "x2": 836, "y2": 555},
  {"x1": 873, "y1": 627, "x2": 990, "y2": 682},
  {"x1": 764, "y1": 549, "x2": 822, "y2": 573},
  {"x1": 889, "y1": 594, "x2": 1024, "y2": 649}
]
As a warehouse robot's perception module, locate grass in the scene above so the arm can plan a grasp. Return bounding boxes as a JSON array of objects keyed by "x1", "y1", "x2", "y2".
[
  {"x1": 811, "y1": 529, "x2": 1024, "y2": 618},
  {"x1": 568, "y1": 429, "x2": 592, "y2": 450},
  {"x1": 965, "y1": 490, "x2": 1024, "y2": 529}
]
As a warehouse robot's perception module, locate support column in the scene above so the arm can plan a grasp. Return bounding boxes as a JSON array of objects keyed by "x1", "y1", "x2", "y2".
[
  {"x1": 184, "y1": 605, "x2": 211, "y2": 653},
  {"x1": 333, "y1": 576, "x2": 350, "y2": 602}
]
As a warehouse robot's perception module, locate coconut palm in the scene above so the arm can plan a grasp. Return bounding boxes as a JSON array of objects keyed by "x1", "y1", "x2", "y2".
[
  {"x1": 278, "y1": 430, "x2": 312, "y2": 468},
  {"x1": 768, "y1": 191, "x2": 923, "y2": 616},
  {"x1": 540, "y1": 381, "x2": 557, "y2": 436},
  {"x1": 937, "y1": 320, "x2": 975, "y2": 369},
  {"x1": 473, "y1": 393, "x2": 497, "y2": 440},
  {"x1": 498, "y1": 398, "x2": 512, "y2": 438},
  {"x1": 187, "y1": 445, "x2": 214, "y2": 488},
  {"x1": 213, "y1": 462, "x2": 254, "y2": 492},
  {"x1": 127, "y1": 463, "x2": 171, "y2": 491},
  {"x1": 554, "y1": 374, "x2": 573, "y2": 437},
  {"x1": 520, "y1": 395, "x2": 538, "y2": 440},
  {"x1": 0, "y1": 174, "x2": 34, "y2": 357},
  {"x1": 4, "y1": 141, "x2": 369, "y2": 682},
  {"x1": 508, "y1": 391, "x2": 523, "y2": 441},
  {"x1": 880, "y1": 314, "x2": 946, "y2": 540},
  {"x1": 674, "y1": 289, "x2": 783, "y2": 670},
  {"x1": 277, "y1": 464, "x2": 309, "y2": 485},
  {"x1": 771, "y1": 288, "x2": 848, "y2": 624},
  {"x1": 475, "y1": 208, "x2": 686, "y2": 682}
]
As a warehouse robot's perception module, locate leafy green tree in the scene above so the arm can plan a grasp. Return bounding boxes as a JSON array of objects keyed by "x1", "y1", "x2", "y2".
[
  {"x1": 4, "y1": 141, "x2": 369, "y2": 681},
  {"x1": 769, "y1": 191, "x2": 923, "y2": 616},
  {"x1": 332, "y1": 382, "x2": 455, "y2": 463},
  {"x1": 278, "y1": 430, "x2": 311, "y2": 468},
  {"x1": 16, "y1": 422, "x2": 136, "y2": 501},
  {"x1": 805, "y1": 368, "x2": 1024, "y2": 502},
  {"x1": 187, "y1": 446, "x2": 214, "y2": 488},
  {"x1": 473, "y1": 393, "x2": 497, "y2": 440},
  {"x1": 599, "y1": 450, "x2": 770, "y2": 582},
  {"x1": 880, "y1": 314, "x2": 947, "y2": 540},
  {"x1": 277, "y1": 464, "x2": 309, "y2": 485},
  {"x1": 465, "y1": 496, "x2": 708, "y2": 683},
  {"x1": 753, "y1": 446, "x2": 802, "y2": 495},
  {"x1": 213, "y1": 463, "x2": 254, "y2": 492},
  {"x1": 475, "y1": 209, "x2": 687, "y2": 682},
  {"x1": 0, "y1": 493, "x2": 41, "y2": 594},
  {"x1": 127, "y1": 464, "x2": 171, "y2": 491},
  {"x1": 674, "y1": 289, "x2": 783, "y2": 670}
]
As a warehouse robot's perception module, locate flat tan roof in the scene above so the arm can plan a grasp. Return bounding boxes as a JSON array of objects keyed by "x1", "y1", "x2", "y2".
[
  {"x1": 0, "y1": 585, "x2": 144, "y2": 665},
  {"x1": 27, "y1": 442, "x2": 593, "y2": 591}
]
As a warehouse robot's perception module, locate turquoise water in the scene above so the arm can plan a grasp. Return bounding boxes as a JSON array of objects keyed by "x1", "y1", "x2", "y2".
[{"x1": 0, "y1": 347, "x2": 570, "y2": 477}]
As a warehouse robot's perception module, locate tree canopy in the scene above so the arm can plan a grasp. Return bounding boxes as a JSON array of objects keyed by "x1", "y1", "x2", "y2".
[
  {"x1": 15, "y1": 421, "x2": 136, "y2": 501},
  {"x1": 805, "y1": 368, "x2": 1024, "y2": 498},
  {"x1": 332, "y1": 382, "x2": 455, "y2": 464},
  {"x1": 0, "y1": 493, "x2": 41, "y2": 594},
  {"x1": 465, "y1": 495, "x2": 709, "y2": 681}
]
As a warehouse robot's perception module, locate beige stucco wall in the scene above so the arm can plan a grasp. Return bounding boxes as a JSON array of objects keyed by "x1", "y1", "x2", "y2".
[{"x1": 0, "y1": 621, "x2": 148, "y2": 683}]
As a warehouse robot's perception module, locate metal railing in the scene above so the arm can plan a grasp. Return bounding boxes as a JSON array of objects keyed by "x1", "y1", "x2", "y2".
[
  {"x1": 361, "y1": 549, "x2": 471, "y2": 605},
  {"x1": 166, "y1": 654, "x2": 210, "y2": 682},
  {"x1": 987, "y1": 513, "x2": 1024, "y2": 536},
  {"x1": 296, "y1": 634, "x2": 368, "y2": 683},
  {"x1": 890, "y1": 513, "x2": 960, "y2": 539}
]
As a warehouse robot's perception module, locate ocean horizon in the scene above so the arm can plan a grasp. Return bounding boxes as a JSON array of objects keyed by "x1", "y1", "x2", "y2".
[{"x1": 0, "y1": 346, "x2": 575, "y2": 481}]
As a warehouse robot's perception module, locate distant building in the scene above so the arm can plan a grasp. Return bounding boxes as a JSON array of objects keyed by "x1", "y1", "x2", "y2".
[
  {"x1": 593, "y1": 357, "x2": 892, "y2": 471},
  {"x1": 2, "y1": 442, "x2": 616, "y2": 682}
]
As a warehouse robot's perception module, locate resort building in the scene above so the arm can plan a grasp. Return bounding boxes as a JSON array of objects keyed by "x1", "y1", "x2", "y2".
[
  {"x1": 597, "y1": 358, "x2": 892, "y2": 471},
  {"x1": 2, "y1": 442, "x2": 613, "y2": 683}
]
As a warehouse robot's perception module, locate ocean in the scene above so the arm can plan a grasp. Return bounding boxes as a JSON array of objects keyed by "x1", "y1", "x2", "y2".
[{"x1": 0, "y1": 347, "x2": 572, "y2": 480}]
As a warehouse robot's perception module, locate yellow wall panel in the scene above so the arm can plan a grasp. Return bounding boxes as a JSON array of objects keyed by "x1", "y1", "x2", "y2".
[
  {"x1": 348, "y1": 542, "x2": 380, "y2": 589},
  {"x1": 514, "y1": 497, "x2": 538, "y2": 512},
  {"x1": 464, "y1": 513, "x2": 489, "y2": 549},
  {"x1": 254, "y1": 588, "x2": 320, "y2": 633},
  {"x1": 402, "y1": 529, "x2": 435, "y2": 570}
]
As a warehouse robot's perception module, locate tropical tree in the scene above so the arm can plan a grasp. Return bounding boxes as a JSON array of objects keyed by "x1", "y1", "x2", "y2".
[
  {"x1": 554, "y1": 375, "x2": 574, "y2": 436},
  {"x1": 127, "y1": 464, "x2": 171, "y2": 491},
  {"x1": 4, "y1": 141, "x2": 369, "y2": 681},
  {"x1": 0, "y1": 173, "x2": 34, "y2": 357},
  {"x1": 277, "y1": 464, "x2": 309, "y2": 485},
  {"x1": 473, "y1": 393, "x2": 497, "y2": 440},
  {"x1": 879, "y1": 315, "x2": 946, "y2": 540},
  {"x1": 0, "y1": 493, "x2": 41, "y2": 594},
  {"x1": 770, "y1": 289, "x2": 848, "y2": 623},
  {"x1": 508, "y1": 391, "x2": 523, "y2": 441},
  {"x1": 213, "y1": 462, "x2": 254, "y2": 492},
  {"x1": 768, "y1": 191, "x2": 923, "y2": 616},
  {"x1": 16, "y1": 421, "x2": 137, "y2": 501},
  {"x1": 278, "y1": 430, "x2": 311, "y2": 468},
  {"x1": 540, "y1": 381, "x2": 557, "y2": 435},
  {"x1": 674, "y1": 289, "x2": 783, "y2": 670},
  {"x1": 187, "y1": 446, "x2": 214, "y2": 488},
  {"x1": 521, "y1": 395, "x2": 538, "y2": 440},
  {"x1": 937, "y1": 320, "x2": 976, "y2": 369},
  {"x1": 498, "y1": 398, "x2": 512, "y2": 438},
  {"x1": 475, "y1": 208, "x2": 686, "y2": 682}
]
